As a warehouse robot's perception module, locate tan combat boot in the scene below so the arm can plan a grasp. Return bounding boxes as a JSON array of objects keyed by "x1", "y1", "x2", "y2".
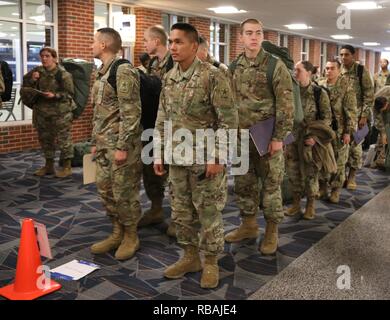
[
  {"x1": 166, "y1": 221, "x2": 176, "y2": 238},
  {"x1": 91, "y1": 218, "x2": 123, "y2": 254},
  {"x1": 318, "y1": 180, "x2": 329, "y2": 200},
  {"x1": 200, "y1": 255, "x2": 219, "y2": 289},
  {"x1": 56, "y1": 159, "x2": 72, "y2": 178},
  {"x1": 303, "y1": 197, "x2": 316, "y2": 220},
  {"x1": 259, "y1": 221, "x2": 278, "y2": 255},
  {"x1": 164, "y1": 245, "x2": 202, "y2": 279},
  {"x1": 329, "y1": 188, "x2": 340, "y2": 204},
  {"x1": 138, "y1": 199, "x2": 164, "y2": 227},
  {"x1": 346, "y1": 168, "x2": 357, "y2": 190},
  {"x1": 285, "y1": 193, "x2": 301, "y2": 217},
  {"x1": 34, "y1": 159, "x2": 55, "y2": 176},
  {"x1": 115, "y1": 225, "x2": 140, "y2": 260},
  {"x1": 224, "y1": 215, "x2": 259, "y2": 243}
]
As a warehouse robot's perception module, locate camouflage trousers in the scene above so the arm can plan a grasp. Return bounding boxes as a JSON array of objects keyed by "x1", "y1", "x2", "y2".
[
  {"x1": 374, "y1": 133, "x2": 387, "y2": 168},
  {"x1": 347, "y1": 141, "x2": 363, "y2": 170},
  {"x1": 142, "y1": 140, "x2": 168, "y2": 202},
  {"x1": 235, "y1": 139, "x2": 285, "y2": 224},
  {"x1": 35, "y1": 111, "x2": 74, "y2": 160},
  {"x1": 96, "y1": 143, "x2": 142, "y2": 227},
  {"x1": 169, "y1": 165, "x2": 227, "y2": 255},
  {"x1": 320, "y1": 138, "x2": 350, "y2": 189},
  {"x1": 286, "y1": 142, "x2": 319, "y2": 199}
]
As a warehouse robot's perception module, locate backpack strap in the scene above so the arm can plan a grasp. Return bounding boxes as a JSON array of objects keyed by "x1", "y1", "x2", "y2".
[
  {"x1": 266, "y1": 55, "x2": 278, "y2": 99},
  {"x1": 313, "y1": 84, "x2": 323, "y2": 120},
  {"x1": 107, "y1": 59, "x2": 130, "y2": 93},
  {"x1": 166, "y1": 55, "x2": 174, "y2": 72},
  {"x1": 357, "y1": 64, "x2": 364, "y2": 102},
  {"x1": 212, "y1": 60, "x2": 221, "y2": 68}
]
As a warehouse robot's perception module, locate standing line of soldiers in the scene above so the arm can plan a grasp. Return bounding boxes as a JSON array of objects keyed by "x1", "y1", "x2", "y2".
[{"x1": 21, "y1": 18, "x2": 379, "y2": 290}]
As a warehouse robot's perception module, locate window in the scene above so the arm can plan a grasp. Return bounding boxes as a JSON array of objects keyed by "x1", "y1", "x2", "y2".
[
  {"x1": 320, "y1": 42, "x2": 327, "y2": 75},
  {"x1": 162, "y1": 13, "x2": 188, "y2": 33},
  {"x1": 301, "y1": 38, "x2": 310, "y2": 61},
  {"x1": 279, "y1": 34, "x2": 289, "y2": 48},
  {"x1": 94, "y1": 1, "x2": 134, "y2": 67},
  {"x1": 0, "y1": 0, "x2": 56, "y2": 123},
  {"x1": 210, "y1": 22, "x2": 229, "y2": 64}
]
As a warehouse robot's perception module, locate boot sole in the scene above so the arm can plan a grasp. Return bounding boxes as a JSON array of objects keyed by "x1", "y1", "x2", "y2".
[
  {"x1": 91, "y1": 242, "x2": 122, "y2": 255},
  {"x1": 200, "y1": 281, "x2": 218, "y2": 289},
  {"x1": 115, "y1": 242, "x2": 140, "y2": 261},
  {"x1": 224, "y1": 235, "x2": 259, "y2": 243},
  {"x1": 164, "y1": 267, "x2": 202, "y2": 279}
]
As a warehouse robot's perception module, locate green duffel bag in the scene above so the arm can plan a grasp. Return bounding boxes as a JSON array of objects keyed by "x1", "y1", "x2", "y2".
[{"x1": 60, "y1": 140, "x2": 92, "y2": 167}]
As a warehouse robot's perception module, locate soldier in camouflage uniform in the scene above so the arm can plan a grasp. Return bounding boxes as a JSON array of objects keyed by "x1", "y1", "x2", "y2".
[
  {"x1": 90, "y1": 28, "x2": 142, "y2": 261},
  {"x1": 318, "y1": 59, "x2": 357, "y2": 203},
  {"x1": 197, "y1": 35, "x2": 229, "y2": 75},
  {"x1": 225, "y1": 19, "x2": 294, "y2": 255},
  {"x1": 286, "y1": 61, "x2": 332, "y2": 220},
  {"x1": 22, "y1": 47, "x2": 75, "y2": 178},
  {"x1": 340, "y1": 45, "x2": 374, "y2": 190},
  {"x1": 139, "y1": 25, "x2": 174, "y2": 235},
  {"x1": 374, "y1": 59, "x2": 389, "y2": 93},
  {"x1": 373, "y1": 89, "x2": 390, "y2": 169},
  {"x1": 153, "y1": 23, "x2": 237, "y2": 289}
]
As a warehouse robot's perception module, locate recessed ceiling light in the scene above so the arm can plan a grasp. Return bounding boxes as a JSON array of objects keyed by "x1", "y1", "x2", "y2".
[
  {"x1": 363, "y1": 42, "x2": 380, "y2": 46},
  {"x1": 341, "y1": 1, "x2": 382, "y2": 10},
  {"x1": 331, "y1": 34, "x2": 354, "y2": 40},
  {"x1": 0, "y1": 32, "x2": 7, "y2": 37},
  {"x1": 11, "y1": 12, "x2": 19, "y2": 16},
  {"x1": 285, "y1": 24, "x2": 313, "y2": 30},
  {"x1": 208, "y1": 6, "x2": 247, "y2": 14},
  {"x1": 384, "y1": 47, "x2": 390, "y2": 51},
  {"x1": 0, "y1": 1, "x2": 15, "y2": 5}
]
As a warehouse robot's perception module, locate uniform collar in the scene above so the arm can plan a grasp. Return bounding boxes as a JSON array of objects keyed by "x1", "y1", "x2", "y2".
[
  {"x1": 170, "y1": 57, "x2": 201, "y2": 82},
  {"x1": 98, "y1": 57, "x2": 117, "y2": 76},
  {"x1": 237, "y1": 48, "x2": 266, "y2": 68}
]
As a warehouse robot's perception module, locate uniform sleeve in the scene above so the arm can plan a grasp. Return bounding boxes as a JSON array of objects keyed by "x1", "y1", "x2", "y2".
[
  {"x1": 343, "y1": 79, "x2": 358, "y2": 134},
  {"x1": 210, "y1": 68, "x2": 238, "y2": 164},
  {"x1": 272, "y1": 61, "x2": 294, "y2": 141},
  {"x1": 319, "y1": 88, "x2": 332, "y2": 126},
  {"x1": 115, "y1": 64, "x2": 142, "y2": 151},
  {"x1": 374, "y1": 110, "x2": 386, "y2": 135},
  {"x1": 153, "y1": 83, "x2": 168, "y2": 162},
  {"x1": 361, "y1": 67, "x2": 374, "y2": 118},
  {"x1": 55, "y1": 71, "x2": 74, "y2": 102}
]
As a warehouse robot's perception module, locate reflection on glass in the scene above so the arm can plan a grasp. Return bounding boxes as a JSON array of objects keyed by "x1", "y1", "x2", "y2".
[
  {"x1": 94, "y1": 2, "x2": 108, "y2": 32},
  {"x1": 0, "y1": 0, "x2": 20, "y2": 19},
  {"x1": 26, "y1": 23, "x2": 53, "y2": 72},
  {"x1": 26, "y1": 0, "x2": 52, "y2": 23}
]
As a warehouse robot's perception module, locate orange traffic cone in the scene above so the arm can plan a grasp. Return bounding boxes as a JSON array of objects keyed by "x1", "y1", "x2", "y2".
[{"x1": 0, "y1": 219, "x2": 61, "y2": 300}]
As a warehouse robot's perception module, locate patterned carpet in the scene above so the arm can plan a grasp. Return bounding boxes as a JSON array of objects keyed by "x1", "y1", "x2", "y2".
[{"x1": 0, "y1": 151, "x2": 389, "y2": 300}]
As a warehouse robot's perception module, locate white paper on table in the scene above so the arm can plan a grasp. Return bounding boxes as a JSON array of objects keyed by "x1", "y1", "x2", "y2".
[{"x1": 50, "y1": 260, "x2": 100, "y2": 281}]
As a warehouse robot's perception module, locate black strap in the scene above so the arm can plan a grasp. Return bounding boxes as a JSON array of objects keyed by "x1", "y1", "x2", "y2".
[
  {"x1": 107, "y1": 59, "x2": 130, "y2": 93},
  {"x1": 212, "y1": 60, "x2": 221, "y2": 68},
  {"x1": 266, "y1": 55, "x2": 278, "y2": 103},
  {"x1": 357, "y1": 64, "x2": 364, "y2": 103},
  {"x1": 313, "y1": 85, "x2": 323, "y2": 120}
]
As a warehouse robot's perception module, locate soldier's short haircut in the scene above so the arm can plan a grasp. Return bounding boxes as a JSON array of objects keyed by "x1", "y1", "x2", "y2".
[
  {"x1": 374, "y1": 96, "x2": 388, "y2": 112},
  {"x1": 40, "y1": 47, "x2": 58, "y2": 59},
  {"x1": 198, "y1": 35, "x2": 209, "y2": 47},
  {"x1": 97, "y1": 27, "x2": 122, "y2": 54},
  {"x1": 301, "y1": 60, "x2": 315, "y2": 73},
  {"x1": 147, "y1": 25, "x2": 168, "y2": 46},
  {"x1": 327, "y1": 58, "x2": 341, "y2": 69},
  {"x1": 240, "y1": 19, "x2": 264, "y2": 34},
  {"x1": 341, "y1": 45, "x2": 355, "y2": 55},
  {"x1": 171, "y1": 23, "x2": 199, "y2": 43}
]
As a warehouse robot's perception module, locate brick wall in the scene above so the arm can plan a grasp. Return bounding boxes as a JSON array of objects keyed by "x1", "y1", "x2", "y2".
[
  {"x1": 229, "y1": 24, "x2": 242, "y2": 62},
  {"x1": 309, "y1": 39, "x2": 321, "y2": 67},
  {"x1": 375, "y1": 52, "x2": 381, "y2": 74},
  {"x1": 133, "y1": 7, "x2": 162, "y2": 67},
  {"x1": 189, "y1": 17, "x2": 211, "y2": 43},
  {"x1": 264, "y1": 30, "x2": 278, "y2": 45},
  {"x1": 327, "y1": 43, "x2": 338, "y2": 60},
  {"x1": 288, "y1": 35, "x2": 302, "y2": 63},
  {"x1": 0, "y1": 0, "x2": 95, "y2": 154}
]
